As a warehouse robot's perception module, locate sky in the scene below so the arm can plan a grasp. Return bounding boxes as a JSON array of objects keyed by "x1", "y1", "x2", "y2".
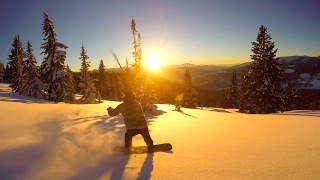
[
  {"x1": 0, "y1": 0, "x2": 320, "y2": 71},
  {"x1": 1, "y1": 82, "x2": 320, "y2": 179}
]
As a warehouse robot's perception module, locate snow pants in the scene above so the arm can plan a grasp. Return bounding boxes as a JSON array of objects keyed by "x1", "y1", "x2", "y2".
[{"x1": 125, "y1": 128, "x2": 153, "y2": 148}]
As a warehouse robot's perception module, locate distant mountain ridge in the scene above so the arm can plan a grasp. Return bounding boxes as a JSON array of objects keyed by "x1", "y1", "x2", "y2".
[{"x1": 154, "y1": 56, "x2": 320, "y2": 90}]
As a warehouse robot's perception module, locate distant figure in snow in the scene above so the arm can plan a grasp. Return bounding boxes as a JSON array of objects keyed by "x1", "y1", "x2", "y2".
[{"x1": 107, "y1": 90, "x2": 154, "y2": 152}]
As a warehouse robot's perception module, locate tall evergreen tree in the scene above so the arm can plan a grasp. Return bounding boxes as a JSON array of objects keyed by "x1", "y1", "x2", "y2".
[
  {"x1": 78, "y1": 44, "x2": 96, "y2": 104},
  {"x1": 137, "y1": 33, "x2": 142, "y2": 69},
  {"x1": 240, "y1": 25, "x2": 285, "y2": 114},
  {"x1": 181, "y1": 69, "x2": 198, "y2": 108},
  {"x1": 131, "y1": 19, "x2": 145, "y2": 100},
  {"x1": 97, "y1": 60, "x2": 111, "y2": 99},
  {"x1": 8, "y1": 35, "x2": 26, "y2": 94},
  {"x1": 226, "y1": 71, "x2": 239, "y2": 108},
  {"x1": 131, "y1": 18, "x2": 140, "y2": 73},
  {"x1": 21, "y1": 41, "x2": 44, "y2": 98},
  {"x1": 283, "y1": 81, "x2": 295, "y2": 111},
  {"x1": 39, "y1": 12, "x2": 70, "y2": 102}
]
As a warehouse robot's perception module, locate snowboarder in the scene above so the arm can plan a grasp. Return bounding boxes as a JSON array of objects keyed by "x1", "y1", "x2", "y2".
[{"x1": 107, "y1": 90, "x2": 154, "y2": 152}]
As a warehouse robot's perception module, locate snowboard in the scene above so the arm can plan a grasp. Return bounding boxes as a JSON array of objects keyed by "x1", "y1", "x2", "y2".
[{"x1": 116, "y1": 143, "x2": 172, "y2": 154}]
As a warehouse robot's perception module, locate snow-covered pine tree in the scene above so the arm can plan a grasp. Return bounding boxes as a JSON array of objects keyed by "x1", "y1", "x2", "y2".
[
  {"x1": 39, "y1": 12, "x2": 70, "y2": 102},
  {"x1": 97, "y1": 60, "x2": 111, "y2": 99},
  {"x1": 283, "y1": 81, "x2": 295, "y2": 111},
  {"x1": 141, "y1": 80, "x2": 158, "y2": 114},
  {"x1": 0, "y1": 61, "x2": 4, "y2": 83},
  {"x1": 78, "y1": 44, "x2": 96, "y2": 104},
  {"x1": 181, "y1": 69, "x2": 198, "y2": 108},
  {"x1": 6, "y1": 35, "x2": 25, "y2": 84},
  {"x1": 226, "y1": 71, "x2": 239, "y2": 108},
  {"x1": 241, "y1": 25, "x2": 285, "y2": 114},
  {"x1": 8, "y1": 35, "x2": 26, "y2": 94},
  {"x1": 133, "y1": 75, "x2": 145, "y2": 101},
  {"x1": 21, "y1": 41, "x2": 44, "y2": 98}
]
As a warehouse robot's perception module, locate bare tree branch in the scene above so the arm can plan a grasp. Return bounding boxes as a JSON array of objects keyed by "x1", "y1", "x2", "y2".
[{"x1": 109, "y1": 48, "x2": 124, "y2": 73}]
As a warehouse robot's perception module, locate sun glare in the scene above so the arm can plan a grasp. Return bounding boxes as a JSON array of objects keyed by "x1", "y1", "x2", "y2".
[{"x1": 146, "y1": 54, "x2": 162, "y2": 70}]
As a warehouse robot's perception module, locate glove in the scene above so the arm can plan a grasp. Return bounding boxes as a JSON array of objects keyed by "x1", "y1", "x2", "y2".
[{"x1": 107, "y1": 107, "x2": 114, "y2": 115}]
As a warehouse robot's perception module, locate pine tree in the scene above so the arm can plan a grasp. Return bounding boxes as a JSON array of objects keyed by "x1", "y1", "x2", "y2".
[
  {"x1": 181, "y1": 69, "x2": 198, "y2": 108},
  {"x1": 78, "y1": 44, "x2": 96, "y2": 104},
  {"x1": 133, "y1": 75, "x2": 145, "y2": 101},
  {"x1": 21, "y1": 41, "x2": 44, "y2": 98},
  {"x1": 8, "y1": 35, "x2": 26, "y2": 94},
  {"x1": 283, "y1": 81, "x2": 295, "y2": 111},
  {"x1": 141, "y1": 80, "x2": 158, "y2": 114},
  {"x1": 39, "y1": 12, "x2": 70, "y2": 102},
  {"x1": 137, "y1": 33, "x2": 142, "y2": 69},
  {"x1": 131, "y1": 18, "x2": 140, "y2": 73},
  {"x1": 226, "y1": 71, "x2": 239, "y2": 108},
  {"x1": 131, "y1": 19, "x2": 145, "y2": 100},
  {"x1": 97, "y1": 60, "x2": 111, "y2": 99},
  {"x1": 241, "y1": 25, "x2": 285, "y2": 114},
  {"x1": 0, "y1": 61, "x2": 4, "y2": 83}
]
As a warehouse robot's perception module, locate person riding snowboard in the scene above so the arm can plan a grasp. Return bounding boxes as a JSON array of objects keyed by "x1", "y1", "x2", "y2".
[{"x1": 107, "y1": 90, "x2": 154, "y2": 153}]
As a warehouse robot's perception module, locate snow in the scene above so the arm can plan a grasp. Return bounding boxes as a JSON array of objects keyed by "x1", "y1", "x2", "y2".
[
  {"x1": 284, "y1": 69, "x2": 294, "y2": 73},
  {"x1": 1, "y1": 83, "x2": 320, "y2": 179},
  {"x1": 304, "y1": 73, "x2": 320, "y2": 89},
  {"x1": 300, "y1": 73, "x2": 310, "y2": 79}
]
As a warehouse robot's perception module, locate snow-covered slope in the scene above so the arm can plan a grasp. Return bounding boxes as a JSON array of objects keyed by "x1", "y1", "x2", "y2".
[
  {"x1": 278, "y1": 56, "x2": 309, "y2": 62},
  {"x1": 1, "y1": 83, "x2": 320, "y2": 179}
]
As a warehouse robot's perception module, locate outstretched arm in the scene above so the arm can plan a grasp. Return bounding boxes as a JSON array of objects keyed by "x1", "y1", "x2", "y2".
[
  {"x1": 107, "y1": 104, "x2": 123, "y2": 116},
  {"x1": 107, "y1": 107, "x2": 117, "y2": 116}
]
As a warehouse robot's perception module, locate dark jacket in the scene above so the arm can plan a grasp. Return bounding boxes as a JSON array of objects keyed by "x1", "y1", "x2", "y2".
[{"x1": 108, "y1": 98, "x2": 148, "y2": 130}]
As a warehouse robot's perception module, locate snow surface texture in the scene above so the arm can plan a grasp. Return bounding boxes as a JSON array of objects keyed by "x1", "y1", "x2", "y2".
[{"x1": 1, "y1": 83, "x2": 320, "y2": 179}]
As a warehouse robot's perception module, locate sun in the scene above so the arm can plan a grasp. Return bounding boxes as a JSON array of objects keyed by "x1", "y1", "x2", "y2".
[{"x1": 146, "y1": 54, "x2": 162, "y2": 70}]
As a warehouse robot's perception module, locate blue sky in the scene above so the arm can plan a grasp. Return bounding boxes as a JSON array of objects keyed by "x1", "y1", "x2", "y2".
[{"x1": 0, "y1": 0, "x2": 319, "y2": 71}]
